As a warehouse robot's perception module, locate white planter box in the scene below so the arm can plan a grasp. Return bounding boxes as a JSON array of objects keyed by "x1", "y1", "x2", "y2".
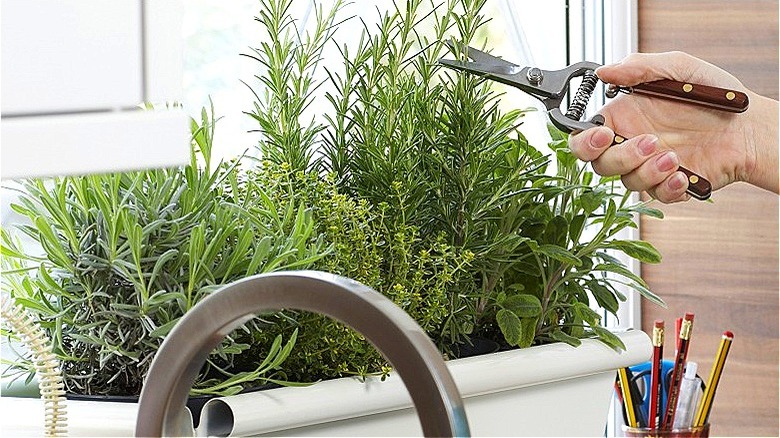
[
  {"x1": 0, "y1": 330, "x2": 650, "y2": 436},
  {"x1": 200, "y1": 330, "x2": 650, "y2": 437}
]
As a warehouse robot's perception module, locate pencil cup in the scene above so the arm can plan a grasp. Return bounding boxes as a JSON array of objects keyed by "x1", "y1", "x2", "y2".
[{"x1": 622, "y1": 423, "x2": 710, "y2": 438}]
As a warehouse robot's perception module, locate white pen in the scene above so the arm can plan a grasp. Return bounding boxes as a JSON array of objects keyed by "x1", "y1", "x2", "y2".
[{"x1": 673, "y1": 361, "x2": 701, "y2": 430}]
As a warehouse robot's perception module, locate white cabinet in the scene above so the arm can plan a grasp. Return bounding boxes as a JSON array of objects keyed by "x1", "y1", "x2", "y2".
[
  {"x1": 1, "y1": 0, "x2": 188, "y2": 179},
  {"x1": 2, "y1": 1, "x2": 143, "y2": 115}
]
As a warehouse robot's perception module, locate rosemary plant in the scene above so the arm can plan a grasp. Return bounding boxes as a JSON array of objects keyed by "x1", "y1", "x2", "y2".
[{"x1": 248, "y1": 0, "x2": 665, "y2": 362}]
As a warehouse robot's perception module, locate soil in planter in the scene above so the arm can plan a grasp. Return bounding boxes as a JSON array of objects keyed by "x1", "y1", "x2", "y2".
[{"x1": 449, "y1": 337, "x2": 501, "y2": 358}]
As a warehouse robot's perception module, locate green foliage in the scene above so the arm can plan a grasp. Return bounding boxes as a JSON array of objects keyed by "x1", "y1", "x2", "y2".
[
  {"x1": 2, "y1": 0, "x2": 668, "y2": 397},
  {"x1": 248, "y1": 0, "x2": 666, "y2": 363},
  {"x1": 234, "y1": 161, "x2": 470, "y2": 381},
  {"x1": 1, "y1": 108, "x2": 325, "y2": 396}
]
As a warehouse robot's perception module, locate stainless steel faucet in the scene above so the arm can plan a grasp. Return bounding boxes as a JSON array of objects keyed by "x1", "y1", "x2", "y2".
[{"x1": 135, "y1": 270, "x2": 470, "y2": 437}]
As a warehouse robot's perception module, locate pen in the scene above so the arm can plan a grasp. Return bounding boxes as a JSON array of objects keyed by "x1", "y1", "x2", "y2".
[
  {"x1": 672, "y1": 361, "x2": 701, "y2": 429},
  {"x1": 662, "y1": 312, "x2": 694, "y2": 430},
  {"x1": 694, "y1": 331, "x2": 734, "y2": 427},
  {"x1": 618, "y1": 367, "x2": 638, "y2": 428},
  {"x1": 614, "y1": 377, "x2": 629, "y2": 426},
  {"x1": 648, "y1": 320, "x2": 664, "y2": 429}
]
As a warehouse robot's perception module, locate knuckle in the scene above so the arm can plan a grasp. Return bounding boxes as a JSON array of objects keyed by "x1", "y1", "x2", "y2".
[
  {"x1": 623, "y1": 52, "x2": 645, "y2": 64},
  {"x1": 590, "y1": 159, "x2": 609, "y2": 176},
  {"x1": 615, "y1": 148, "x2": 637, "y2": 173},
  {"x1": 621, "y1": 175, "x2": 642, "y2": 192},
  {"x1": 667, "y1": 50, "x2": 691, "y2": 61},
  {"x1": 653, "y1": 183, "x2": 685, "y2": 204}
]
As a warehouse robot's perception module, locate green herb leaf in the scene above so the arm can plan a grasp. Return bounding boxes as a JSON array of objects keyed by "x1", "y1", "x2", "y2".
[
  {"x1": 629, "y1": 204, "x2": 665, "y2": 219},
  {"x1": 579, "y1": 189, "x2": 604, "y2": 215},
  {"x1": 518, "y1": 317, "x2": 538, "y2": 348},
  {"x1": 605, "y1": 240, "x2": 662, "y2": 264},
  {"x1": 587, "y1": 280, "x2": 621, "y2": 314},
  {"x1": 590, "y1": 326, "x2": 626, "y2": 351},
  {"x1": 571, "y1": 302, "x2": 602, "y2": 326},
  {"x1": 549, "y1": 328, "x2": 582, "y2": 347},
  {"x1": 537, "y1": 244, "x2": 581, "y2": 266},
  {"x1": 496, "y1": 309, "x2": 523, "y2": 346},
  {"x1": 501, "y1": 294, "x2": 542, "y2": 318}
]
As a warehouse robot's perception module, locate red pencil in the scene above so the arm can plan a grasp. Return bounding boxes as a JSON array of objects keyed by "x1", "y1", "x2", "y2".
[
  {"x1": 648, "y1": 320, "x2": 665, "y2": 429},
  {"x1": 662, "y1": 312, "x2": 694, "y2": 430}
]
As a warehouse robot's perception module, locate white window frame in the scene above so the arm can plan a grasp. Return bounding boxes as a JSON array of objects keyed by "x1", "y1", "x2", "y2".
[
  {"x1": 567, "y1": 0, "x2": 641, "y2": 331},
  {"x1": 568, "y1": 6, "x2": 642, "y2": 434},
  {"x1": 499, "y1": 0, "x2": 642, "y2": 330}
]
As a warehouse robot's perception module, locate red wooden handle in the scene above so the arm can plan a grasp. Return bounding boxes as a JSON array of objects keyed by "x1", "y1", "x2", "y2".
[{"x1": 631, "y1": 79, "x2": 749, "y2": 113}]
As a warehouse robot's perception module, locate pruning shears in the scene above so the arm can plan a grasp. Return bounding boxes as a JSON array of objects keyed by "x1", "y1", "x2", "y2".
[{"x1": 438, "y1": 44, "x2": 750, "y2": 201}]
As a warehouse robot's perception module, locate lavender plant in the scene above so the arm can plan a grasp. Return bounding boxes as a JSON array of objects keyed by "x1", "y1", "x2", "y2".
[{"x1": 0, "y1": 107, "x2": 325, "y2": 396}]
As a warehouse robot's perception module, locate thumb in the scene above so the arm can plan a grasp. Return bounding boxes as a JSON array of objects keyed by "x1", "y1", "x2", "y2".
[{"x1": 595, "y1": 51, "x2": 702, "y2": 86}]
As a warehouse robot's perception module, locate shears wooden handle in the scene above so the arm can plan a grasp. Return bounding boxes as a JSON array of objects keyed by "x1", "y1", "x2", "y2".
[
  {"x1": 608, "y1": 79, "x2": 749, "y2": 113},
  {"x1": 604, "y1": 80, "x2": 749, "y2": 200}
]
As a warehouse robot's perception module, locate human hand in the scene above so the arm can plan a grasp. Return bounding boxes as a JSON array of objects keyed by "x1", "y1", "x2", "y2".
[{"x1": 569, "y1": 51, "x2": 774, "y2": 203}]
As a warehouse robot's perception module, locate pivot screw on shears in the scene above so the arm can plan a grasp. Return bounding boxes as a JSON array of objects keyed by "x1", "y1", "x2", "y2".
[
  {"x1": 605, "y1": 84, "x2": 631, "y2": 99},
  {"x1": 526, "y1": 67, "x2": 543, "y2": 85}
]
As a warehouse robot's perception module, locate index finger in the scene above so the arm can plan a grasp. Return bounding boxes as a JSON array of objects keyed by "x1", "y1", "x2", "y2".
[{"x1": 569, "y1": 125, "x2": 615, "y2": 162}]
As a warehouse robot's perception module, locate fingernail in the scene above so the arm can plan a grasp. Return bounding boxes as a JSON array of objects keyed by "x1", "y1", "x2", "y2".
[
  {"x1": 638, "y1": 136, "x2": 658, "y2": 156},
  {"x1": 656, "y1": 151, "x2": 679, "y2": 172},
  {"x1": 590, "y1": 127, "x2": 613, "y2": 149},
  {"x1": 668, "y1": 171, "x2": 688, "y2": 191}
]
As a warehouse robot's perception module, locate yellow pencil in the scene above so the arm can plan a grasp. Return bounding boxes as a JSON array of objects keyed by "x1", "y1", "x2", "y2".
[
  {"x1": 618, "y1": 367, "x2": 638, "y2": 428},
  {"x1": 693, "y1": 331, "x2": 734, "y2": 427}
]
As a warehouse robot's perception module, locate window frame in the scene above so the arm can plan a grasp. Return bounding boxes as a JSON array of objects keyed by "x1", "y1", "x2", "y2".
[{"x1": 566, "y1": 0, "x2": 641, "y2": 331}]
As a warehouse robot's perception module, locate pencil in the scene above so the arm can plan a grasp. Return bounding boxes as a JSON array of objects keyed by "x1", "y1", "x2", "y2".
[
  {"x1": 648, "y1": 320, "x2": 664, "y2": 429},
  {"x1": 675, "y1": 317, "x2": 682, "y2": 352},
  {"x1": 614, "y1": 377, "x2": 629, "y2": 426},
  {"x1": 618, "y1": 367, "x2": 638, "y2": 428},
  {"x1": 693, "y1": 331, "x2": 734, "y2": 427},
  {"x1": 662, "y1": 312, "x2": 694, "y2": 430}
]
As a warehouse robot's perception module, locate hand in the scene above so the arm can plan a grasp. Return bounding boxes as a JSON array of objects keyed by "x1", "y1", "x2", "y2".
[{"x1": 569, "y1": 51, "x2": 778, "y2": 203}]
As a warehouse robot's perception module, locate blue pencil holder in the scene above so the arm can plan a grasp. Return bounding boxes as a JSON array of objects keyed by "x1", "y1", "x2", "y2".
[{"x1": 629, "y1": 359, "x2": 675, "y2": 422}]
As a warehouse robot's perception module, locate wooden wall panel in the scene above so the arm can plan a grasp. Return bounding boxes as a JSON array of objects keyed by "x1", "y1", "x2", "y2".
[{"x1": 638, "y1": 1, "x2": 778, "y2": 436}]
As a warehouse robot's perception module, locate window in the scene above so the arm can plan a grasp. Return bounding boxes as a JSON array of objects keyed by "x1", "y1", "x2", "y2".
[
  {"x1": 181, "y1": 1, "x2": 569, "y2": 158},
  {"x1": 0, "y1": 0, "x2": 188, "y2": 179}
]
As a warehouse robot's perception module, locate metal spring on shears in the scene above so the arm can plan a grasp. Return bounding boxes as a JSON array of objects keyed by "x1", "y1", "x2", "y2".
[
  {"x1": 1, "y1": 296, "x2": 68, "y2": 436},
  {"x1": 565, "y1": 71, "x2": 599, "y2": 121}
]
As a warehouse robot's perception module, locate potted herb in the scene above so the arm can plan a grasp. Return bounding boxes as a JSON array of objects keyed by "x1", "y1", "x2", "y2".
[
  {"x1": 2, "y1": 0, "x2": 664, "y2": 435},
  {"x1": 0, "y1": 107, "x2": 325, "y2": 401},
  {"x1": 244, "y1": 0, "x2": 664, "y2": 356},
  {"x1": 186, "y1": 0, "x2": 662, "y2": 435}
]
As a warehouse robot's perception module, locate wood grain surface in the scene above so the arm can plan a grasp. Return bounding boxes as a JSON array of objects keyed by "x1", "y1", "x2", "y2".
[{"x1": 637, "y1": 1, "x2": 778, "y2": 436}]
